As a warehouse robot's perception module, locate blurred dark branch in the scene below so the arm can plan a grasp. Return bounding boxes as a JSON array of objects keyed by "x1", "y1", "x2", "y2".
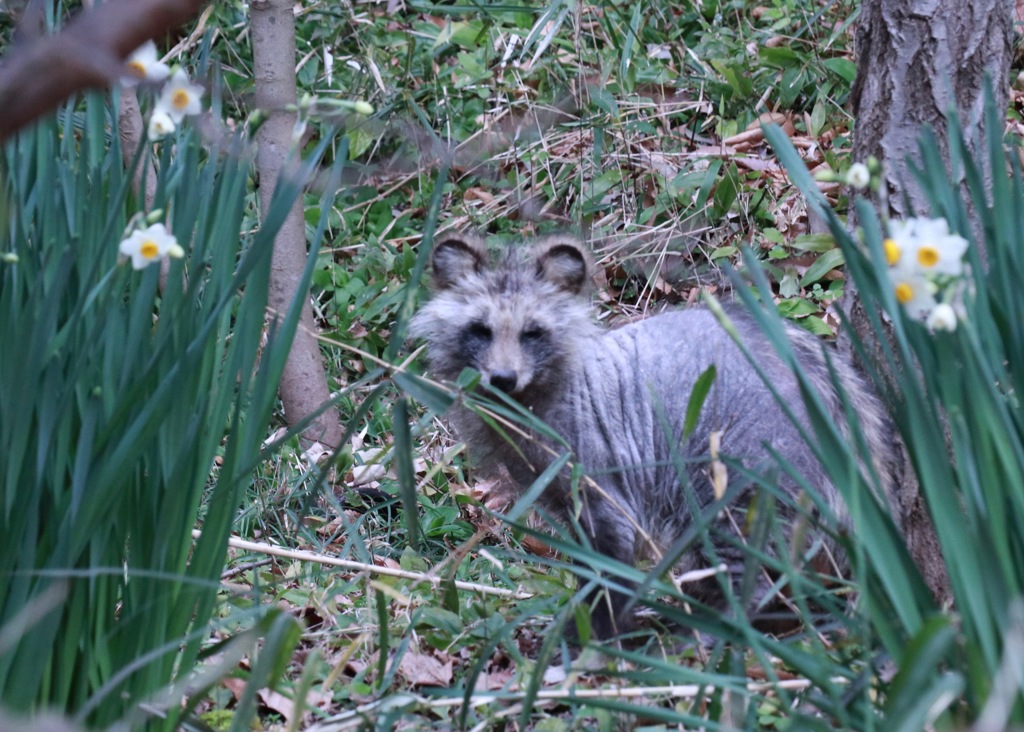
[{"x1": 0, "y1": 0, "x2": 207, "y2": 141}]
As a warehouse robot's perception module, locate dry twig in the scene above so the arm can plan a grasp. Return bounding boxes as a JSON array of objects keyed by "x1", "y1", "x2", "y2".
[{"x1": 194, "y1": 529, "x2": 533, "y2": 599}]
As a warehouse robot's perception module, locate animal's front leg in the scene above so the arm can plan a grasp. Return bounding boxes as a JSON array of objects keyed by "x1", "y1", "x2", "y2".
[{"x1": 576, "y1": 494, "x2": 638, "y2": 640}]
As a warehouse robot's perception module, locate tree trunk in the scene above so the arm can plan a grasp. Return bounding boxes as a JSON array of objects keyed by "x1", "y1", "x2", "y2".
[
  {"x1": 848, "y1": 0, "x2": 1014, "y2": 604},
  {"x1": 851, "y1": 0, "x2": 1013, "y2": 221},
  {"x1": 250, "y1": 0, "x2": 343, "y2": 448},
  {"x1": 117, "y1": 89, "x2": 158, "y2": 210}
]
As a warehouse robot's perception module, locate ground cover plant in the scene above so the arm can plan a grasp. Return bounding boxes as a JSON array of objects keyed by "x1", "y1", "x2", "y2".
[
  {"x1": 0, "y1": 13, "x2": 342, "y2": 728},
  {"x1": 0, "y1": 92, "x2": 318, "y2": 728},
  {"x1": 5, "y1": 0, "x2": 1024, "y2": 729}
]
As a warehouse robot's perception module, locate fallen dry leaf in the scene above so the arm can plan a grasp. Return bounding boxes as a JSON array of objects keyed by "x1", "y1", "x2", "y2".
[
  {"x1": 475, "y1": 668, "x2": 516, "y2": 691},
  {"x1": 734, "y1": 156, "x2": 782, "y2": 173},
  {"x1": 709, "y1": 431, "x2": 728, "y2": 501},
  {"x1": 398, "y1": 650, "x2": 454, "y2": 687},
  {"x1": 222, "y1": 677, "x2": 246, "y2": 701},
  {"x1": 464, "y1": 187, "x2": 497, "y2": 205},
  {"x1": 258, "y1": 688, "x2": 295, "y2": 724},
  {"x1": 520, "y1": 533, "x2": 557, "y2": 558},
  {"x1": 722, "y1": 127, "x2": 765, "y2": 148},
  {"x1": 300, "y1": 441, "x2": 331, "y2": 466},
  {"x1": 256, "y1": 687, "x2": 334, "y2": 725}
]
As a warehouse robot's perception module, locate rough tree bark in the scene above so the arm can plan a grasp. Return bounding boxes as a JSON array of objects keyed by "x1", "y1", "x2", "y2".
[
  {"x1": 848, "y1": 0, "x2": 1014, "y2": 603},
  {"x1": 851, "y1": 0, "x2": 1014, "y2": 222},
  {"x1": 250, "y1": 0, "x2": 343, "y2": 448}
]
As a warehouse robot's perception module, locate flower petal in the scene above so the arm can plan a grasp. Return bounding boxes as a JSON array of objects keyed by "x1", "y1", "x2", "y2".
[
  {"x1": 122, "y1": 41, "x2": 170, "y2": 86},
  {"x1": 147, "y1": 109, "x2": 176, "y2": 141},
  {"x1": 926, "y1": 303, "x2": 958, "y2": 332},
  {"x1": 118, "y1": 222, "x2": 181, "y2": 269},
  {"x1": 159, "y1": 69, "x2": 205, "y2": 122}
]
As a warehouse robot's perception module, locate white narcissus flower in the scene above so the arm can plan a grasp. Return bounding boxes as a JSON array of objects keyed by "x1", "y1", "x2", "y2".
[
  {"x1": 905, "y1": 217, "x2": 968, "y2": 276},
  {"x1": 889, "y1": 264, "x2": 937, "y2": 320},
  {"x1": 926, "y1": 303, "x2": 958, "y2": 332},
  {"x1": 846, "y1": 162, "x2": 871, "y2": 190},
  {"x1": 886, "y1": 217, "x2": 968, "y2": 276},
  {"x1": 123, "y1": 41, "x2": 170, "y2": 86},
  {"x1": 118, "y1": 223, "x2": 185, "y2": 270},
  {"x1": 147, "y1": 109, "x2": 176, "y2": 141},
  {"x1": 884, "y1": 216, "x2": 970, "y2": 326},
  {"x1": 884, "y1": 217, "x2": 919, "y2": 267},
  {"x1": 157, "y1": 69, "x2": 205, "y2": 123}
]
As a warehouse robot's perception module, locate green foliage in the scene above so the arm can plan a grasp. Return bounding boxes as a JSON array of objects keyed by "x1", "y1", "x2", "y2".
[
  {"x1": 0, "y1": 92, "x2": 315, "y2": 727},
  {"x1": 197, "y1": 0, "x2": 861, "y2": 312},
  {"x1": 762, "y1": 84, "x2": 1024, "y2": 726},
  {"x1": 169, "y1": 0, "x2": 891, "y2": 727},
  {"x1": 5, "y1": 0, "x2": 1012, "y2": 727}
]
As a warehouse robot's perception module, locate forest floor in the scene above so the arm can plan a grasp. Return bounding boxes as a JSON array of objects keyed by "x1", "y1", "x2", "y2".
[{"x1": 189, "y1": 1, "x2": 1024, "y2": 729}]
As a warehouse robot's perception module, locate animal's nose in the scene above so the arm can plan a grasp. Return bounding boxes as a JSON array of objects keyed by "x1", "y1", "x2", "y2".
[{"x1": 489, "y1": 370, "x2": 518, "y2": 394}]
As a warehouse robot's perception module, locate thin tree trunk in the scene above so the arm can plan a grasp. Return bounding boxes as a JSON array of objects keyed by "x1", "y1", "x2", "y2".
[
  {"x1": 117, "y1": 89, "x2": 158, "y2": 209},
  {"x1": 848, "y1": 0, "x2": 1014, "y2": 604},
  {"x1": 250, "y1": 0, "x2": 343, "y2": 448}
]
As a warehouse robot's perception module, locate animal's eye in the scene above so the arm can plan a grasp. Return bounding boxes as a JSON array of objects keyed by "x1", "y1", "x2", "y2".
[
  {"x1": 466, "y1": 322, "x2": 492, "y2": 341},
  {"x1": 521, "y1": 326, "x2": 546, "y2": 341}
]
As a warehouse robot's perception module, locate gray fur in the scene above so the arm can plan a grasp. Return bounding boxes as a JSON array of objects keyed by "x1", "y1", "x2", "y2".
[{"x1": 411, "y1": 234, "x2": 899, "y2": 638}]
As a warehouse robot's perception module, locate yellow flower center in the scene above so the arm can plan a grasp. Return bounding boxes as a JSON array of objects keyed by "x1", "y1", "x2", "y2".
[
  {"x1": 884, "y1": 239, "x2": 900, "y2": 266},
  {"x1": 895, "y1": 282, "x2": 914, "y2": 304},
  {"x1": 140, "y1": 240, "x2": 160, "y2": 259},
  {"x1": 127, "y1": 60, "x2": 147, "y2": 79},
  {"x1": 172, "y1": 89, "x2": 190, "y2": 110},
  {"x1": 917, "y1": 245, "x2": 940, "y2": 268}
]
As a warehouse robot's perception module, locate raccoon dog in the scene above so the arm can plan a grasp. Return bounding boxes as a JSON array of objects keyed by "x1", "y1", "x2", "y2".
[{"x1": 411, "y1": 234, "x2": 899, "y2": 639}]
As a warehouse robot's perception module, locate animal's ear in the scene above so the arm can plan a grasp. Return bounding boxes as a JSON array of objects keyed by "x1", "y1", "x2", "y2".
[
  {"x1": 534, "y1": 236, "x2": 591, "y2": 295},
  {"x1": 430, "y1": 235, "x2": 487, "y2": 290}
]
